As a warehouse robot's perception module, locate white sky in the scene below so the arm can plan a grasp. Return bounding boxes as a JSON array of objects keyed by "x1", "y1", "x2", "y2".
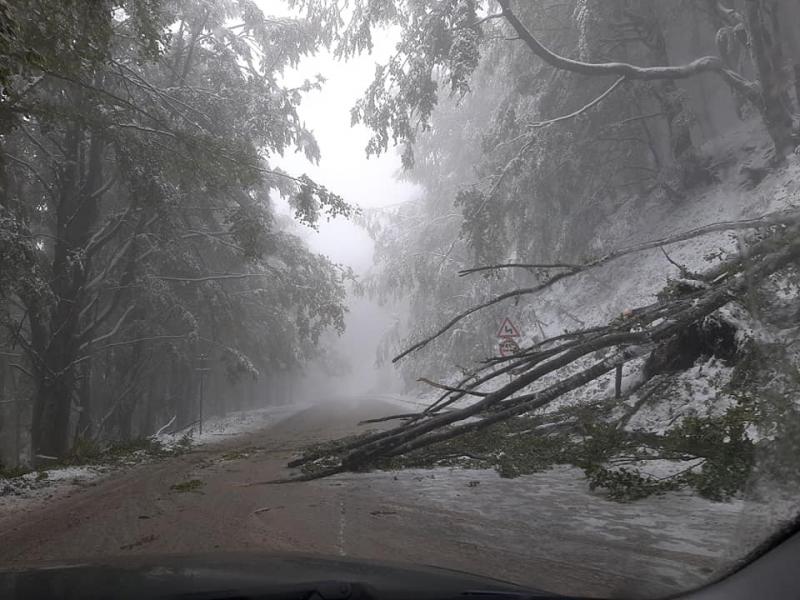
[
  {"x1": 262, "y1": 3, "x2": 418, "y2": 272},
  {"x1": 257, "y1": 2, "x2": 416, "y2": 392}
]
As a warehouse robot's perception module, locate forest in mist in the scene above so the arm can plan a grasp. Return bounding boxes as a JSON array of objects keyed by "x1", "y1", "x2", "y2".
[
  {"x1": 0, "y1": 0, "x2": 361, "y2": 463},
  {"x1": 2, "y1": 0, "x2": 800, "y2": 504}
]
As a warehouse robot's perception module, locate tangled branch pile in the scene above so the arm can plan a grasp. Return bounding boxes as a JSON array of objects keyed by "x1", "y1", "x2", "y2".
[{"x1": 255, "y1": 210, "x2": 800, "y2": 490}]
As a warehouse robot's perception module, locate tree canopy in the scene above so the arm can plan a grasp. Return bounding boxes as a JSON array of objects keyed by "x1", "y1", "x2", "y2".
[{"x1": 0, "y1": 0, "x2": 356, "y2": 459}]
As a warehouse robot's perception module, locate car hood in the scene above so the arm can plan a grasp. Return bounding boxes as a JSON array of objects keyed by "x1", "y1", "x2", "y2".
[{"x1": 0, "y1": 552, "x2": 553, "y2": 599}]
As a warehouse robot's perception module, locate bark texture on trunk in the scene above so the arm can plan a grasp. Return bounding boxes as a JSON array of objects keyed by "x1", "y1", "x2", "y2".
[
  {"x1": 745, "y1": 0, "x2": 795, "y2": 157},
  {"x1": 31, "y1": 112, "x2": 106, "y2": 458}
]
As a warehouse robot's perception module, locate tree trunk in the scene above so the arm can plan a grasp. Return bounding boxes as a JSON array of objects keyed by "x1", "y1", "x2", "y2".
[
  {"x1": 32, "y1": 373, "x2": 74, "y2": 459},
  {"x1": 745, "y1": 0, "x2": 795, "y2": 157},
  {"x1": 31, "y1": 112, "x2": 106, "y2": 458},
  {"x1": 710, "y1": 0, "x2": 750, "y2": 120},
  {"x1": 75, "y1": 361, "x2": 92, "y2": 443},
  {"x1": 794, "y1": 64, "x2": 800, "y2": 113},
  {"x1": 174, "y1": 361, "x2": 193, "y2": 426},
  {"x1": 647, "y1": 12, "x2": 694, "y2": 160},
  {"x1": 0, "y1": 355, "x2": 6, "y2": 464},
  {"x1": 143, "y1": 375, "x2": 156, "y2": 436},
  {"x1": 120, "y1": 340, "x2": 145, "y2": 440},
  {"x1": 498, "y1": 0, "x2": 789, "y2": 155},
  {"x1": 117, "y1": 403, "x2": 134, "y2": 441},
  {"x1": 662, "y1": 83, "x2": 693, "y2": 158}
]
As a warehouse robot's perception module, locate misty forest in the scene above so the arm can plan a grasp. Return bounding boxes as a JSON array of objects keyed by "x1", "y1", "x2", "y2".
[{"x1": 3, "y1": 0, "x2": 800, "y2": 504}]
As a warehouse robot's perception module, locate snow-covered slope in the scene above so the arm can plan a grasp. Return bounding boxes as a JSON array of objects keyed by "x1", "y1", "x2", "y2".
[{"x1": 417, "y1": 121, "x2": 800, "y2": 406}]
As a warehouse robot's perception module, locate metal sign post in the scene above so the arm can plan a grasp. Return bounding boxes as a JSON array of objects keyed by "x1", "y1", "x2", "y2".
[{"x1": 194, "y1": 354, "x2": 212, "y2": 435}]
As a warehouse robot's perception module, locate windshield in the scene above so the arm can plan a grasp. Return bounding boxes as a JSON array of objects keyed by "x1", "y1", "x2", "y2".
[{"x1": 2, "y1": 1, "x2": 800, "y2": 598}]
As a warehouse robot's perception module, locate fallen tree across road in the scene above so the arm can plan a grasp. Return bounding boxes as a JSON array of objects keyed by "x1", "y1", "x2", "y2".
[{"x1": 236, "y1": 215, "x2": 800, "y2": 490}]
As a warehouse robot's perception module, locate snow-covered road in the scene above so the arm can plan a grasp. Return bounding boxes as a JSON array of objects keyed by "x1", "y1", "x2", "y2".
[{"x1": 0, "y1": 396, "x2": 769, "y2": 599}]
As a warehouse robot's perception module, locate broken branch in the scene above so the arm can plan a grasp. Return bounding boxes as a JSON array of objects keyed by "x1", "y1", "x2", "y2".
[
  {"x1": 399, "y1": 209, "x2": 800, "y2": 362},
  {"x1": 416, "y1": 377, "x2": 489, "y2": 397},
  {"x1": 269, "y1": 229, "x2": 800, "y2": 484},
  {"x1": 496, "y1": 0, "x2": 762, "y2": 105}
]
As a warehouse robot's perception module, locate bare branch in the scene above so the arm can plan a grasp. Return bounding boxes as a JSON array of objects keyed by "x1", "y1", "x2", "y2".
[
  {"x1": 84, "y1": 213, "x2": 160, "y2": 292},
  {"x1": 10, "y1": 363, "x2": 34, "y2": 379},
  {"x1": 473, "y1": 79, "x2": 622, "y2": 221},
  {"x1": 85, "y1": 204, "x2": 134, "y2": 256},
  {"x1": 659, "y1": 246, "x2": 692, "y2": 277},
  {"x1": 527, "y1": 76, "x2": 626, "y2": 129},
  {"x1": 88, "y1": 169, "x2": 119, "y2": 199},
  {"x1": 94, "y1": 361, "x2": 148, "y2": 439},
  {"x1": 496, "y1": 0, "x2": 762, "y2": 105},
  {"x1": 2, "y1": 153, "x2": 54, "y2": 193},
  {"x1": 79, "y1": 305, "x2": 136, "y2": 351},
  {"x1": 271, "y1": 234, "x2": 800, "y2": 484},
  {"x1": 155, "y1": 415, "x2": 177, "y2": 437},
  {"x1": 459, "y1": 262, "x2": 581, "y2": 277},
  {"x1": 42, "y1": 70, "x2": 176, "y2": 130},
  {"x1": 608, "y1": 111, "x2": 668, "y2": 128},
  {"x1": 392, "y1": 210, "x2": 800, "y2": 363},
  {"x1": 376, "y1": 347, "x2": 650, "y2": 464},
  {"x1": 358, "y1": 413, "x2": 423, "y2": 425},
  {"x1": 466, "y1": 13, "x2": 505, "y2": 28},
  {"x1": 109, "y1": 122, "x2": 177, "y2": 138},
  {"x1": 417, "y1": 377, "x2": 489, "y2": 397},
  {"x1": 714, "y1": 1, "x2": 743, "y2": 27},
  {"x1": 92, "y1": 333, "x2": 192, "y2": 353},
  {"x1": 156, "y1": 273, "x2": 266, "y2": 282},
  {"x1": 402, "y1": 209, "x2": 800, "y2": 364},
  {"x1": 180, "y1": 230, "x2": 245, "y2": 252}
]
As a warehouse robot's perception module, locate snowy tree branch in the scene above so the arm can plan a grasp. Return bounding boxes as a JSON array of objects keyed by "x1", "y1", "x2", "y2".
[
  {"x1": 458, "y1": 262, "x2": 582, "y2": 276},
  {"x1": 528, "y1": 76, "x2": 627, "y2": 129},
  {"x1": 416, "y1": 377, "x2": 490, "y2": 397},
  {"x1": 496, "y1": 0, "x2": 762, "y2": 105},
  {"x1": 273, "y1": 231, "x2": 800, "y2": 483},
  {"x1": 156, "y1": 273, "x2": 267, "y2": 282},
  {"x1": 397, "y1": 208, "x2": 800, "y2": 362},
  {"x1": 79, "y1": 305, "x2": 136, "y2": 351}
]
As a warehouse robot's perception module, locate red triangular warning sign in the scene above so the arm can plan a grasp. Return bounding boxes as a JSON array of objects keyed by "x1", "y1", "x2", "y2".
[{"x1": 496, "y1": 317, "x2": 521, "y2": 339}]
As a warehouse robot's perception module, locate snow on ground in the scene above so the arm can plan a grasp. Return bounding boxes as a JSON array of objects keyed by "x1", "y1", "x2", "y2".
[
  {"x1": 391, "y1": 132, "x2": 800, "y2": 474},
  {"x1": 354, "y1": 138, "x2": 800, "y2": 577},
  {"x1": 370, "y1": 390, "x2": 800, "y2": 564},
  {"x1": 154, "y1": 403, "x2": 307, "y2": 449},
  {"x1": 326, "y1": 464, "x2": 751, "y2": 590},
  {"x1": 0, "y1": 403, "x2": 305, "y2": 519},
  {"x1": 482, "y1": 126, "x2": 800, "y2": 359},
  {"x1": 0, "y1": 465, "x2": 108, "y2": 518},
  {"x1": 629, "y1": 458, "x2": 706, "y2": 480},
  {"x1": 623, "y1": 357, "x2": 735, "y2": 435}
]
